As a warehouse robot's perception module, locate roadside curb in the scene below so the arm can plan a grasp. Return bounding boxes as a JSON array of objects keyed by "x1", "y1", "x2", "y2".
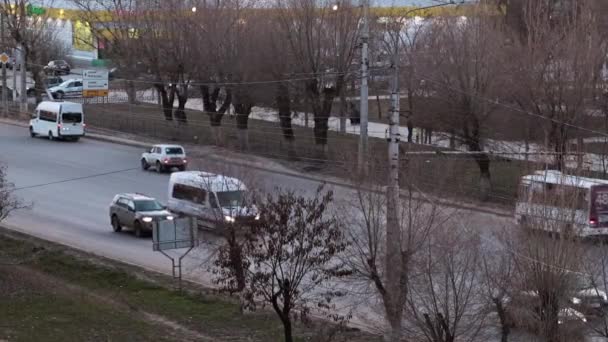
[{"x1": 0, "y1": 117, "x2": 512, "y2": 218}]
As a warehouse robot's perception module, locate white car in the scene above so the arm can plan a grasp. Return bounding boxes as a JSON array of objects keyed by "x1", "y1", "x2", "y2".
[
  {"x1": 49, "y1": 79, "x2": 83, "y2": 100},
  {"x1": 141, "y1": 144, "x2": 187, "y2": 173}
]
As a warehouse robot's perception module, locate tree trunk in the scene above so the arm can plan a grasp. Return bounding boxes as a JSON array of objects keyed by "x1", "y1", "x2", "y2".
[
  {"x1": 339, "y1": 83, "x2": 347, "y2": 134},
  {"x1": 540, "y1": 291, "x2": 560, "y2": 342},
  {"x1": 226, "y1": 227, "x2": 245, "y2": 292},
  {"x1": 126, "y1": 80, "x2": 137, "y2": 104},
  {"x1": 306, "y1": 79, "x2": 337, "y2": 147},
  {"x1": 154, "y1": 84, "x2": 174, "y2": 121},
  {"x1": 407, "y1": 119, "x2": 413, "y2": 143},
  {"x1": 493, "y1": 298, "x2": 510, "y2": 342},
  {"x1": 464, "y1": 115, "x2": 491, "y2": 199},
  {"x1": 281, "y1": 315, "x2": 293, "y2": 342},
  {"x1": 576, "y1": 135, "x2": 584, "y2": 171},
  {"x1": 203, "y1": 86, "x2": 232, "y2": 146},
  {"x1": 277, "y1": 83, "x2": 297, "y2": 159},
  {"x1": 475, "y1": 153, "x2": 491, "y2": 200},
  {"x1": 234, "y1": 89, "x2": 253, "y2": 151},
  {"x1": 174, "y1": 90, "x2": 188, "y2": 124},
  {"x1": 201, "y1": 85, "x2": 219, "y2": 113}
]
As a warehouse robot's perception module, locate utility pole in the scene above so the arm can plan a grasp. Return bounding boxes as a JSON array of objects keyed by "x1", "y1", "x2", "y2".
[
  {"x1": 19, "y1": 43, "x2": 26, "y2": 111},
  {"x1": 12, "y1": 45, "x2": 17, "y2": 105},
  {"x1": 357, "y1": 0, "x2": 369, "y2": 172},
  {"x1": 18, "y1": 1, "x2": 26, "y2": 112},
  {"x1": 384, "y1": 19, "x2": 403, "y2": 340},
  {"x1": 1, "y1": 13, "x2": 6, "y2": 116},
  {"x1": 383, "y1": 4, "x2": 456, "y2": 339}
]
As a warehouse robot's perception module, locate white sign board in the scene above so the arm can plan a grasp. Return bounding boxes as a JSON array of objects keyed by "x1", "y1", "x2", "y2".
[
  {"x1": 83, "y1": 79, "x2": 109, "y2": 90},
  {"x1": 153, "y1": 217, "x2": 198, "y2": 251},
  {"x1": 83, "y1": 69, "x2": 109, "y2": 81}
]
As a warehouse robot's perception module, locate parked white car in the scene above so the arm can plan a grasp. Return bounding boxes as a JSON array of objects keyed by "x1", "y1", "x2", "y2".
[
  {"x1": 49, "y1": 79, "x2": 83, "y2": 100},
  {"x1": 141, "y1": 144, "x2": 187, "y2": 172}
]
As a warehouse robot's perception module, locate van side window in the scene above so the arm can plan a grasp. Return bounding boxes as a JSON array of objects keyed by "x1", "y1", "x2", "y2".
[
  {"x1": 39, "y1": 110, "x2": 57, "y2": 122},
  {"x1": 173, "y1": 184, "x2": 206, "y2": 204}
]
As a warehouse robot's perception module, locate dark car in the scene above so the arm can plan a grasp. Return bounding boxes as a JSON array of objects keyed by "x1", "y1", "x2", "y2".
[
  {"x1": 44, "y1": 60, "x2": 71, "y2": 75},
  {"x1": 109, "y1": 193, "x2": 174, "y2": 238},
  {"x1": 26, "y1": 76, "x2": 63, "y2": 97}
]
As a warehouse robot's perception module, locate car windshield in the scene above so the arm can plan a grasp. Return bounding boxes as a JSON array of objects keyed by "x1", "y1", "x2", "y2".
[
  {"x1": 134, "y1": 200, "x2": 164, "y2": 212},
  {"x1": 58, "y1": 80, "x2": 72, "y2": 87},
  {"x1": 62, "y1": 113, "x2": 82, "y2": 123},
  {"x1": 54, "y1": 60, "x2": 67, "y2": 65},
  {"x1": 216, "y1": 191, "x2": 245, "y2": 208},
  {"x1": 165, "y1": 147, "x2": 184, "y2": 155}
]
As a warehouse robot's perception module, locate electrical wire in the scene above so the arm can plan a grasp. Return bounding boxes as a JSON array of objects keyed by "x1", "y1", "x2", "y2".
[{"x1": 13, "y1": 167, "x2": 139, "y2": 191}]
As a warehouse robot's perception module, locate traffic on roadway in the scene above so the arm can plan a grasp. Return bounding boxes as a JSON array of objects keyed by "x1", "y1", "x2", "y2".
[{"x1": 0, "y1": 121, "x2": 513, "y2": 328}]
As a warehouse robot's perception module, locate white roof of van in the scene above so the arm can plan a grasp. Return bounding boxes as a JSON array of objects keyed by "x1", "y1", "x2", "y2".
[
  {"x1": 522, "y1": 170, "x2": 608, "y2": 189},
  {"x1": 36, "y1": 101, "x2": 82, "y2": 112},
  {"x1": 170, "y1": 171, "x2": 246, "y2": 192}
]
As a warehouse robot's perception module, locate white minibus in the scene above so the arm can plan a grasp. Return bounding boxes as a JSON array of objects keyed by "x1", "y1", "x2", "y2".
[
  {"x1": 29, "y1": 101, "x2": 85, "y2": 141},
  {"x1": 515, "y1": 170, "x2": 608, "y2": 237},
  {"x1": 167, "y1": 171, "x2": 259, "y2": 230}
]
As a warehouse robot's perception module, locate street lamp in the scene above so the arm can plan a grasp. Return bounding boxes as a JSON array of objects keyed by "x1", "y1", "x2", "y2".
[
  {"x1": 332, "y1": 4, "x2": 339, "y2": 11},
  {"x1": 191, "y1": 6, "x2": 197, "y2": 13}
]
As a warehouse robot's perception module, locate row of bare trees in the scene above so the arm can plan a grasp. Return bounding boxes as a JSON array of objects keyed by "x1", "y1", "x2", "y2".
[
  {"x1": 204, "y1": 159, "x2": 608, "y2": 342},
  {"x1": 67, "y1": 0, "x2": 608, "y2": 199},
  {"x1": 72, "y1": 0, "x2": 362, "y2": 156},
  {"x1": 0, "y1": 1, "x2": 603, "y2": 197}
]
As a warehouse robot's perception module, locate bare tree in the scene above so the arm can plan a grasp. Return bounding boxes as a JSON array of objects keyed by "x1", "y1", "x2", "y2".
[
  {"x1": 73, "y1": 0, "x2": 150, "y2": 104},
  {"x1": 339, "y1": 163, "x2": 450, "y2": 342},
  {"x1": 480, "y1": 239, "x2": 515, "y2": 342},
  {"x1": 508, "y1": 0, "x2": 605, "y2": 170},
  {"x1": 404, "y1": 220, "x2": 487, "y2": 342},
  {"x1": 189, "y1": 0, "x2": 249, "y2": 144},
  {"x1": 215, "y1": 186, "x2": 349, "y2": 342},
  {"x1": 0, "y1": 0, "x2": 67, "y2": 104},
  {"x1": 0, "y1": 165, "x2": 21, "y2": 221},
  {"x1": 275, "y1": 0, "x2": 360, "y2": 156},
  {"x1": 507, "y1": 174, "x2": 589, "y2": 342},
  {"x1": 420, "y1": 11, "x2": 506, "y2": 199}
]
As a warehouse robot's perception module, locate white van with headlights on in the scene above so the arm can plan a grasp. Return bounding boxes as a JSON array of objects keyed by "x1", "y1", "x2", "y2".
[
  {"x1": 29, "y1": 101, "x2": 85, "y2": 141},
  {"x1": 167, "y1": 171, "x2": 259, "y2": 231}
]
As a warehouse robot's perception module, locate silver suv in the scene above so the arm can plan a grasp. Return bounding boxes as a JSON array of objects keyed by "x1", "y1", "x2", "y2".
[{"x1": 109, "y1": 193, "x2": 173, "y2": 238}]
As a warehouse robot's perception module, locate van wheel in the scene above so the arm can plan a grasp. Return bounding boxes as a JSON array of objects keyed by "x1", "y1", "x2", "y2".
[
  {"x1": 156, "y1": 161, "x2": 163, "y2": 173},
  {"x1": 141, "y1": 159, "x2": 149, "y2": 170},
  {"x1": 111, "y1": 215, "x2": 122, "y2": 233},
  {"x1": 134, "y1": 221, "x2": 143, "y2": 238},
  {"x1": 29, "y1": 126, "x2": 36, "y2": 137},
  {"x1": 48, "y1": 131, "x2": 54, "y2": 141}
]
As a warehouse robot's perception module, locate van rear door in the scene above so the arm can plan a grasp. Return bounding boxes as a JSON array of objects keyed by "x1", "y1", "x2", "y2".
[{"x1": 590, "y1": 185, "x2": 608, "y2": 228}]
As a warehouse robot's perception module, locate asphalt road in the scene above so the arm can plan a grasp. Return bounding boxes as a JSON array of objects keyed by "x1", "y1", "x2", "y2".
[{"x1": 0, "y1": 121, "x2": 514, "y2": 327}]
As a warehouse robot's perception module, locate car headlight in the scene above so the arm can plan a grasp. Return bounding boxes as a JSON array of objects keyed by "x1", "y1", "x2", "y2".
[
  {"x1": 166, "y1": 215, "x2": 174, "y2": 220},
  {"x1": 142, "y1": 217, "x2": 153, "y2": 223},
  {"x1": 224, "y1": 215, "x2": 235, "y2": 223},
  {"x1": 255, "y1": 214, "x2": 260, "y2": 220}
]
